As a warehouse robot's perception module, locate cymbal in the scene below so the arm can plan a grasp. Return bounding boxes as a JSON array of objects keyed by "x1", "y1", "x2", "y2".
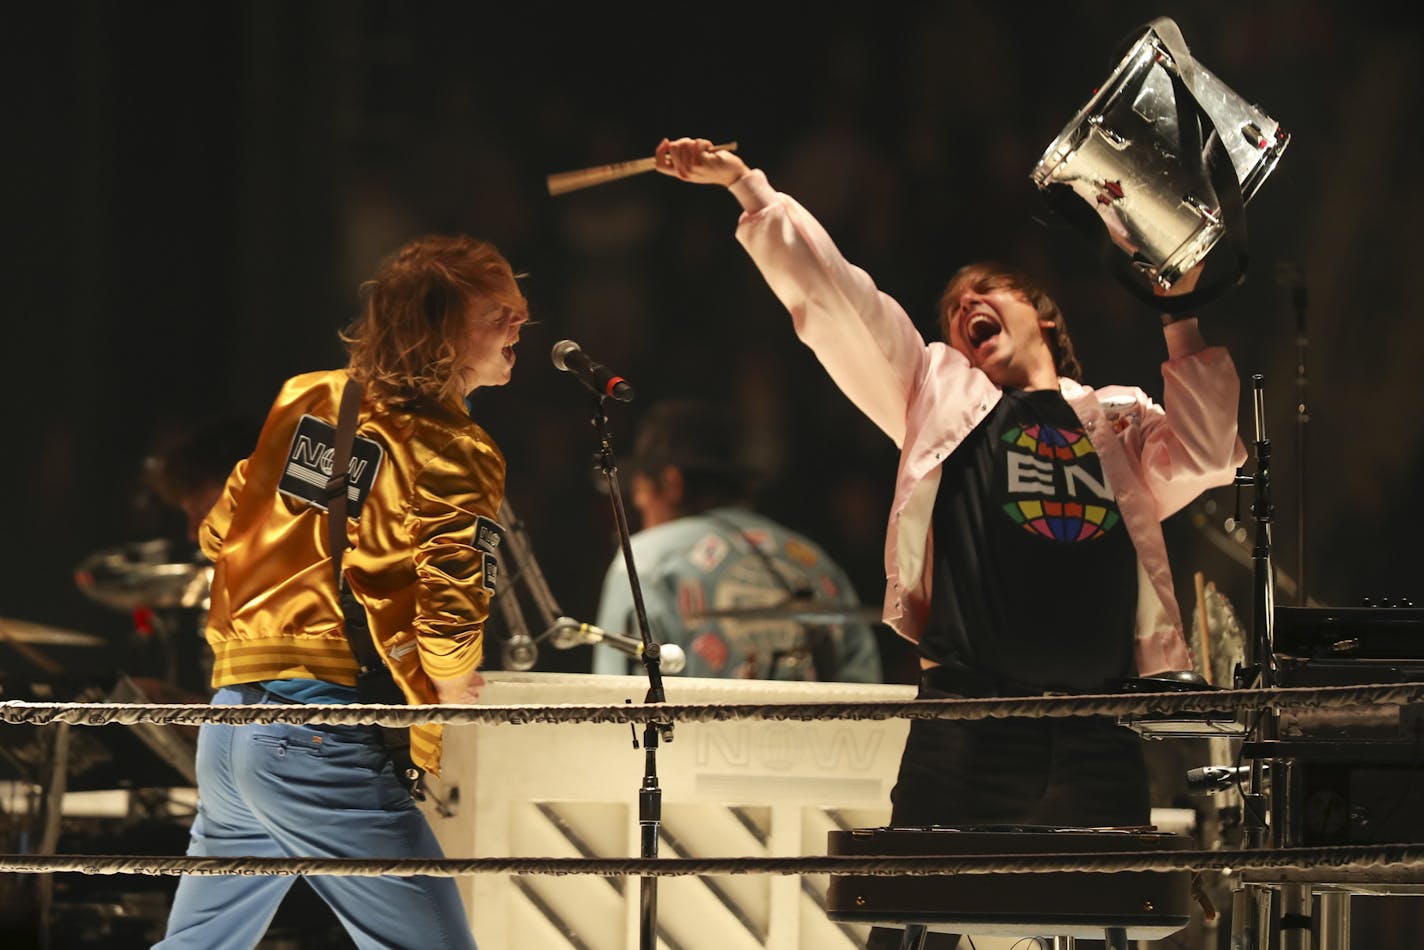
[
  {"x1": 75, "y1": 541, "x2": 212, "y2": 612},
  {"x1": 0, "y1": 617, "x2": 106, "y2": 648},
  {"x1": 692, "y1": 598, "x2": 883, "y2": 625}
]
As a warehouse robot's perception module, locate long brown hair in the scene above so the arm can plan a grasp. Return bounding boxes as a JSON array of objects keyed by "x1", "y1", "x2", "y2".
[
  {"x1": 937, "y1": 261, "x2": 1082, "y2": 381},
  {"x1": 342, "y1": 234, "x2": 527, "y2": 406}
]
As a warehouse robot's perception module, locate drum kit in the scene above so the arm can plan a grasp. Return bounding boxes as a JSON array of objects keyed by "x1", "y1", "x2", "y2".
[
  {"x1": 0, "y1": 541, "x2": 213, "y2": 949},
  {"x1": 73, "y1": 538, "x2": 213, "y2": 613},
  {"x1": 1, "y1": 537, "x2": 211, "y2": 786},
  {"x1": 2, "y1": 537, "x2": 210, "y2": 686}
]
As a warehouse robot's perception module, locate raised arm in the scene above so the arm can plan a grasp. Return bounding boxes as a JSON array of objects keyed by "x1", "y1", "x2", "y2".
[
  {"x1": 656, "y1": 137, "x2": 929, "y2": 447},
  {"x1": 1136, "y1": 264, "x2": 1248, "y2": 518}
]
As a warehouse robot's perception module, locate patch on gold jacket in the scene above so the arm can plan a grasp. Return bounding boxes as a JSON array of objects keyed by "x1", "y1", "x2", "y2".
[
  {"x1": 474, "y1": 515, "x2": 505, "y2": 593},
  {"x1": 278, "y1": 414, "x2": 384, "y2": 518}
]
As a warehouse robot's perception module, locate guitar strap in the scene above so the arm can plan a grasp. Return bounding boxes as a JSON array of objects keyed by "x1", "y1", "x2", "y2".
[{"x1": 327, "y1": 376, "x2": 425, "y2": 801}]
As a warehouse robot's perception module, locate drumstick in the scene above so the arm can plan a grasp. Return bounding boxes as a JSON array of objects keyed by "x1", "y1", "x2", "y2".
[
  {"x1": 1190, "y1": 572, "x2": 1213, "y2": 683},
  {"x1": 546, "y1": 142, "x2": 738, "y2": 196}
]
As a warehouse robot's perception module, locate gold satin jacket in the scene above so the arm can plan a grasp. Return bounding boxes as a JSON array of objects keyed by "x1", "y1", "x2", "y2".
[{"x1": 199, "y1": 369, "x2": 504, "y2": 773}]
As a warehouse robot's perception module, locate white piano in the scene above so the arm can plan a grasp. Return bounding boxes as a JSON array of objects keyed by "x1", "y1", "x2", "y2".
[{"x1": 420, "y1": 671, "x2": 914, "y2": 950}]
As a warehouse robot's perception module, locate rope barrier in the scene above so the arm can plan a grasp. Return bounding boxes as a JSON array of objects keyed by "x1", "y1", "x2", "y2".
[
  {"x1": 5, "y1": 844, "x2": 1424, "y2": 878},
  {"x1": 8, "y1": 684, "x2": 1421, "y2": 888},
  {"x1": 1, "y1": 681, "x2": 1421, "y2": 728}
]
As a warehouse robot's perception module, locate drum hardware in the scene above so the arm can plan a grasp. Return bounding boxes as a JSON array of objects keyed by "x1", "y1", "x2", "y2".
[
  {"x1": 0, "y1": 617, "x2": 103, "y2": 680},
  {"x1": 0, "y1": 674, "x2": 199, "y2": 794},
  {"x1": 483, "y1": 496, "x2": 640, "y2": 674},
  {"x1": 72, "y1": 539, "x2": 216, "y2": 695},
  {"x1": 73, "y1": 539, "x2": 212, "y2": 613},
  {"x1": 1221, "y1": 600, "x2": 1424, "y2": 945},
  {"x1": 1139, "y1": 376, "x2": 1287, "y2": 948},
  {"x1": 0, "y1": 618, "x2": 106, "y2": 649},
  {"x1": 2, "y1": 672, "x2": 198, "y2": 950},
  {"x1": 1031, "y1": 16, "x2": 1289, "y2": 309},
  {"x1": 1111, "y1": 671, "x2": 1249, "y2": 740}
]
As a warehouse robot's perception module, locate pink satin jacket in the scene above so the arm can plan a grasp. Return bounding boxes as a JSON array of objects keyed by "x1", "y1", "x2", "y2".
[{"x1": 727, "y1": 170, "x2": 1245, "y2": 675}]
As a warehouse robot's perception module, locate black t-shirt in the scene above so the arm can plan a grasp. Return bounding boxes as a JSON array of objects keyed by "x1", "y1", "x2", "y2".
[{"x1": 923, "y1": 388, "x2": 1138, "y2": 691}]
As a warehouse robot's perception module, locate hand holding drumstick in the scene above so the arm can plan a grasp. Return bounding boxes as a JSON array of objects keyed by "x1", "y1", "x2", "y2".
[
  {"x1": 653, "y1": 137, "x2": 749, "y2": 187},
  {"x1": 545, "y1": 138, "x2": 743, "y2": 196}
]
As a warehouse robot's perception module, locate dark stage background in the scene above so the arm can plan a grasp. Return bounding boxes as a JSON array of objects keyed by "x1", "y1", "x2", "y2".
[{"x1": 6, "y1": 1, "x2": 1422, "y2": 686}]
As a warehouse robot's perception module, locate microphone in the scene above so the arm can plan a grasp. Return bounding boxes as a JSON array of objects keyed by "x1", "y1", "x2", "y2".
[
  {"x1": 544, "y1": 616, "x2": 685, "y2": 674},
  {"x1": 551, "y1": 340, "x2": 635, "y2": 403},
  {"x1": 1186, "y1": 763, "x2": 1268, "y2": 793}
]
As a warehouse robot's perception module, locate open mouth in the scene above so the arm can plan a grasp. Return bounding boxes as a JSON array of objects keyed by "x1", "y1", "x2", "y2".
[{"x1": 965, "y1": 312, "x2": 1002, "y2": 350}]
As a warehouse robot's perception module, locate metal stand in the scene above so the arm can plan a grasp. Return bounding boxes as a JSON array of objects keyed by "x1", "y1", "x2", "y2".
[
  {"x1": 1228, "y1": 375, "x2": 1282, "y2": 950},
  {"x1": 1225, "y1": 374, "x2": 1378, "y2": 950},
  {"x1": 1314, "y1": 892, "x2": 1350, "y2": 947},
  {"x1": 1234, "y1": 374, "x2": 1277, "y2": 853},
  {"x1": 898, "y1": 924, "x2": 926, "y2": 949},
  {"x1": 586, "y1": 394, "x2": 674, "y2": 950},
  {"x1": 486, "y1": 495, "x2": 575, "y2": 673},
  {"x1": 489, "y1": 492, "x2": 667, "y2": 675}
]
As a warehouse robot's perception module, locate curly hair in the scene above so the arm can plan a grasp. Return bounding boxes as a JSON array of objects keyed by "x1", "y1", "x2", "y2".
[
  {"x1": 341, "y1": 234, "x2": 527, "y2": 406},
  {"x1": 937, "y1": 261, "x2": 1083, "y2": 382}
]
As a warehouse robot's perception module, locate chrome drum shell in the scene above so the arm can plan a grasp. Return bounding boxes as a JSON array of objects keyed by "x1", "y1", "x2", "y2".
[{"x1": 1031, "y1": 23, "x2": 1289, "y2": 289}]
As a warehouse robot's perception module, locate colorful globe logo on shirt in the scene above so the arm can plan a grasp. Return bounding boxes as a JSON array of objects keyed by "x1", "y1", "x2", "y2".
[
  {"x1": 1008, "y1": 422, "x2": 1094, "y2": 461},
  {"x1": 1000, "y1": 423, "x2": 1121, "y2": 541},
  {"x1": 1002, "y1": 498, "x2": 1120, "y2": 541}
]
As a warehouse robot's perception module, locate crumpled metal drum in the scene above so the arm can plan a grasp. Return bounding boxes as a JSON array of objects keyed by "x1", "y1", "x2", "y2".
[{"x1": 1031, "y1": 18, "x2": 1289, "y2": 289}]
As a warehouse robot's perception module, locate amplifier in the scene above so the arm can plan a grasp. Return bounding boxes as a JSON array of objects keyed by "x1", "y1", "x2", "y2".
[{"x1": 1274, "y1": 605, "x2": 1424, "y2": 661}]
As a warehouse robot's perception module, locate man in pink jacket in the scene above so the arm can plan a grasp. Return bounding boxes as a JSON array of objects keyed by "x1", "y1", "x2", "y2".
[{"x1": 656, "y1": 136, "x2": 1245, "y2": 946}]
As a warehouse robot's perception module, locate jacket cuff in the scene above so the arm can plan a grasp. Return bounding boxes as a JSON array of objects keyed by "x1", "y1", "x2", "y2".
[
  {"x1": 1163, "y1": 316, "x2": 1207, "y2": 359},
  {"x1": 729, "y1": 168, "x2": 776, "y2": 214}
]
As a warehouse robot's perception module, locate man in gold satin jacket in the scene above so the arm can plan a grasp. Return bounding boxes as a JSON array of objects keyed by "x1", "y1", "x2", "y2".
[{"x1": 156, "y1": 234, "x2": 528, "y2": 950}]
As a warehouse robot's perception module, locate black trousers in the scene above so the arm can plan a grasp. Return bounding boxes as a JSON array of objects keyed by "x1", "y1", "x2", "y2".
[{"x1": 865, "y1": 671, "x2": 1149, "y2": 950}]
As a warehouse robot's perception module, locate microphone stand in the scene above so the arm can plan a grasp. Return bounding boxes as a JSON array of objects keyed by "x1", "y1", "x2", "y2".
[
  {"x1": 1235, "y1": 374, "x2": 1277, "y2": 848},
  {"x1": 1229, "y1": 375, "x2": 1281, "y2": 950},
  {"x1": 587, "y1": 393, "x2": 672, "y2": 950}
]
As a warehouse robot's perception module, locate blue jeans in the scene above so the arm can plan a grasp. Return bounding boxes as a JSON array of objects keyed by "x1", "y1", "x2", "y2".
[{"x1": 155, "y1": 684, "x2": 476, "y2": 950}]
